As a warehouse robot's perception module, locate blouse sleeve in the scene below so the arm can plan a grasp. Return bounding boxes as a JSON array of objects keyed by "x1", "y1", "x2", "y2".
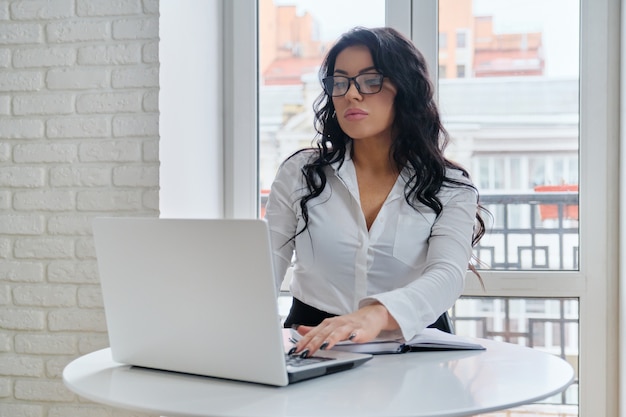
[
  {"x1": 264, "y1": 155, "x2": 303, "y2": 293},
  {"x1": 359, "y1": 181, "x2": 478, "y2": 341}
]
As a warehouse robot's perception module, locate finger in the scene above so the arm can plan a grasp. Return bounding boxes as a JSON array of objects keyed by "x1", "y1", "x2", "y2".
[
  {"x1": 296, "y1": 325, "x2": 342, "y2": 355},
  {"x1": 296, "y1": 325, "x2": 314, "y2": 336},
  {"x1": 296, "y1": 318, "x2": 363, "y2": 354},
  {"x1": 298, "y1": 326, "x2": 335, "y2": 352},
  {"x1": 293, "y1": 326, "x2": 325, "y2": 353},
  {"x1": 308, "y1": 325, "x2": 357, "y2": 353}
]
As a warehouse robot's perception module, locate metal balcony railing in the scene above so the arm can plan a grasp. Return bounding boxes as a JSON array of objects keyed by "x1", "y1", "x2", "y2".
[
  {"x1": 476, "y1": 191, "x2": 579, "y2": 270},
  {"x1": 263, "y1": 190, "x2": 580, "y2": 270},
  {"x1": 457, "y1": 191, "x2": 581, "y2": 411}
]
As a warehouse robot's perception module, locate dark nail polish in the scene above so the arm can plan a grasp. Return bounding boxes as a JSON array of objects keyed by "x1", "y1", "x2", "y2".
[
  {"x1": 300, "y1": 349, "x2": 309, "y2": 358},
  {"x1": 288, "y1": 347, "x2": 297, "y2": 355},
  {"x1": 320, "y1": 341, "x2": 329, "y2": 350}
]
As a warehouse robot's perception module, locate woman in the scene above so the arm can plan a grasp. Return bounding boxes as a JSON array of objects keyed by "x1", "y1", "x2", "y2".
[{"x1": 265, "y1": 27, "x2": 485, "y2": 357}]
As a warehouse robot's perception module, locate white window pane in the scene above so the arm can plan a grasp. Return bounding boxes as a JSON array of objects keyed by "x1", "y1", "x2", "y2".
[
  {"x1": 438, "y1": 0, "x2": 580, "y2": 272},
  {"x1": 439, "y1": 2, "x2": 581, "y2": 416},
  {"x1": 259, "y1": 0, "x2": 386, "y2": 217}
]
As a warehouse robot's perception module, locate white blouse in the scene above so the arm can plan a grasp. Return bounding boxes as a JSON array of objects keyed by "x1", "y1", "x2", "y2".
[{"x1": 264, "y1": 149, "x2": 478, "y2": 341}]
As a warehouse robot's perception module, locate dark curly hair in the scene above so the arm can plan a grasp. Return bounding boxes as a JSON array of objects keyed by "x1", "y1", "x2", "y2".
[{"x1": 291, "y1": 26, "x2": 487, "y2": 279}]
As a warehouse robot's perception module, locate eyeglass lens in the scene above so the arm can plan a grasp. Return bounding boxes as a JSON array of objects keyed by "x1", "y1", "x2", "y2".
[{"x1": 323, "y1": 73, "x2": 384, "y2": 97}]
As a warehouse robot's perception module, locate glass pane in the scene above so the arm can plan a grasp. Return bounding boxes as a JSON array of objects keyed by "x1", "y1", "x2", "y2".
[
  {"x1": 439, "y1": 0, "x2": 580, "y2": 272},
  {"x1": 452, "y1": 297, "x2": 579, "y2": 416},
  {"x1": 439, "y1": 3, "x2": 580, "y2": 415},
  {"x1": 258, "y1": 0, "x2": 386, "y2": 217}
]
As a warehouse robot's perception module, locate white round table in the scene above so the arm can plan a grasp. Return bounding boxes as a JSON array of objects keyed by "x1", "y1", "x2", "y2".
[{"x1": 63, "y1": 338, "x2": 574, "y2": 417}]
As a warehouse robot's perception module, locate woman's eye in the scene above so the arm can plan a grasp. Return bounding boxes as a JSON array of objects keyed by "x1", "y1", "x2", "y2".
[{"x1": 364, "y1": 78, "x2": 382, "y2": 87}]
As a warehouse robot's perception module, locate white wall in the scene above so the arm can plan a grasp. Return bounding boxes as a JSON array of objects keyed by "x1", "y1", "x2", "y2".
[
  {"x1": 159, "y1": 0, "x2": 222, "y2": 218},
  {"x1": 0, "y1": 1, "x2": 159, "y2": 416}
]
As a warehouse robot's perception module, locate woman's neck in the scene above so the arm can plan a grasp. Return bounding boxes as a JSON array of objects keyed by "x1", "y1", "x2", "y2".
[{"x1": 351, "y1": 139, "x2": 397, "y2": 175}]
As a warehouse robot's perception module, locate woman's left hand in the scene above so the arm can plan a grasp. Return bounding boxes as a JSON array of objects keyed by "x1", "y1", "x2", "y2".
[{"x1": 292, "y1": 303, "x2": 398, "y2": 357}]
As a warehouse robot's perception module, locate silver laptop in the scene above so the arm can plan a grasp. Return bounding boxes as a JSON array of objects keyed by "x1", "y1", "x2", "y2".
[{"x1": 92, "y1": 217, "x2": 372, "y2": 386}]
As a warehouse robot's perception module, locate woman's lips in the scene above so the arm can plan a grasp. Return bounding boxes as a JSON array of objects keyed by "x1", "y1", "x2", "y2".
[{"x1": 344, "y1": 109, "x2": 368, "y2": 121}]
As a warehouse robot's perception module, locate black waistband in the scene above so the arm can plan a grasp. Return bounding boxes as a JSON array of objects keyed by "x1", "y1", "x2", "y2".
[
  {"x1": 283, "y1": 297, "x2": 453, "y2": 333},
  {"x1": 283, "y1": 298, "x2": 337, "y2": 328}
]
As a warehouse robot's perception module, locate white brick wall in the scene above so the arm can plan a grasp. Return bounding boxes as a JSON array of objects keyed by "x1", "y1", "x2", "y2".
[{"x1": 1, "y1": 1, "x2": 159, "y2": 416}]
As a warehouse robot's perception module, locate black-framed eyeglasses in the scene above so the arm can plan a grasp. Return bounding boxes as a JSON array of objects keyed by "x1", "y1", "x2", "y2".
[{"x1": 322, "y1": 73, "x2": 385, "y2": 97}]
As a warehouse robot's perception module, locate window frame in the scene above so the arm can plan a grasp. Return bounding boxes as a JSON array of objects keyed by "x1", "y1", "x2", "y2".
[
  {"x1": 223, "y1": 1, "x2": 620, "y2": 414},
  {"x1": 222, "y1": 0, "x2": 258, "y2": 219}
]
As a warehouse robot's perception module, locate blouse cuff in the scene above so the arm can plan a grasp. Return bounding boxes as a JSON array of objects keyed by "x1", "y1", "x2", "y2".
[{"x1": 358, "y1": 295, "x2": 414, "y2": 341}]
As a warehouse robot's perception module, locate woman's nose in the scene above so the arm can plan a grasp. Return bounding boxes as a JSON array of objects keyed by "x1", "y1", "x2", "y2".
[{"x1": 344, "y1": 80, "x2": 362, "y2": 99}]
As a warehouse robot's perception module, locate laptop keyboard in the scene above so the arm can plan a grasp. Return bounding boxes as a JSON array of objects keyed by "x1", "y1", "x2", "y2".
[{"x1": 285, "y1": 354, "x2": 334, "y2": 367}]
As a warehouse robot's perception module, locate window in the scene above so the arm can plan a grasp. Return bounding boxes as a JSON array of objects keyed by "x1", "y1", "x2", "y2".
[
  {"x1": 257, "y1": 0, "x2": 386, "y2": 311},
  {"x1": 438, "y1": 3, "x2": 582, "y2": 413},
  {"x1": 456, "y1": 64, "x2": 466, "y2": 78},
  {"x1": 224, "y1": 1, "x2": 619, "y2": 415},
  {"x1": 258, "y1": 0, "x2": 386, "y2": 197},
  {"x1": 456, "y1": 30, "x2": 467, "y2": 48}
]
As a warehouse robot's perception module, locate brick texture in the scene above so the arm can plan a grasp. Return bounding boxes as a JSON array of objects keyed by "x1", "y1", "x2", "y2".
[{"x1": 1, "y1": 1, "x2": 159, "y2": 416}]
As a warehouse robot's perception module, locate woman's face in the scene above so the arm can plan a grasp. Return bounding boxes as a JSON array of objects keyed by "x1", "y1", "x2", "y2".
[{"x1": 331, "y1": 45, "x2": 397, "y2": 144}]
